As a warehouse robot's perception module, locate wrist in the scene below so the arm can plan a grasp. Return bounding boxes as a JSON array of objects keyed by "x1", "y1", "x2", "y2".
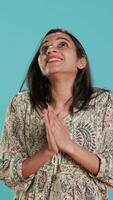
[
  {"x1": 44, "y1": 148, "x2": 54, "y2": 158},
  {"x1": 63, "y1": 139, "x2": 75, "y2": 154}
]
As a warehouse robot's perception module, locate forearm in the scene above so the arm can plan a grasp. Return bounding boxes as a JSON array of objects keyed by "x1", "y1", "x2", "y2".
[
  {"x1": 22, "y1": 148, "x2": 54, "y2": 179},
  {"x1": 65, "y1": 140, "x2": 100, "y2": 175}
]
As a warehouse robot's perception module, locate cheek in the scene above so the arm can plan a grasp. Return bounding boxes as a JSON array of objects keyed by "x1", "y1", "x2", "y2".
[
  {"x1": 38, "y1": 56, "x2": 49, "y2": 75},
  {"x1": 66, "y1": 52, "x2": 78, "y2": 66},
  {"x1": 71, "y1": 51, "x2": 78, "y2": 62},
  {"x1": 38, "y1": 56, "x2": 46, "y2": 70}
]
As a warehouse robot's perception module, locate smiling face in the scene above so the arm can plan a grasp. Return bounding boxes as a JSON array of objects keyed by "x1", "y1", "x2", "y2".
[{"x1": 38, "y1": 32, "x2": 86, "y2": 77}]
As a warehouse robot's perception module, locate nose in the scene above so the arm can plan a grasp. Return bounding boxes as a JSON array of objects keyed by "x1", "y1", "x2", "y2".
[{"x1": 46, "y1": 45, "x2": 58, "y2": 54}]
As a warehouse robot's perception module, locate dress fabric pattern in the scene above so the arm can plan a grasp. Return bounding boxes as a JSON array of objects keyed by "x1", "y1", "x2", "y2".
[{"x1": 0, "y1": 89, "x2": 113, "y2": 200}]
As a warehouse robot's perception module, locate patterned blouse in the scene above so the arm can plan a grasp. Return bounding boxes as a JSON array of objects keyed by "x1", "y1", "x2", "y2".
[{"x1": 0, "y1": 89, "x2": 113, "y2": 200}]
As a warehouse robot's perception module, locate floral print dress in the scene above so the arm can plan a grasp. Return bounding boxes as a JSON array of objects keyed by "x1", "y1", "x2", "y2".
[{"x1": 0, "y1": 89, "x2": 113, "y2": 200}]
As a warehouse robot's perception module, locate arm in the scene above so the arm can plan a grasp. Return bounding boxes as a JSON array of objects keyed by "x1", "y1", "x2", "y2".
[
  {"x1": 0, "y1": 93, "x2": 35, "y2": 191},
  {"x1": 65, "y1": 92, "x2": 113, "y2": 188},
  {"x1": 22, "y1": 108, "x2": 59, "y2": 179},
  {"x1": 44, "y1": 108, "x2": 100, "y2": 175},
  {"x1": 64, "y1": 139, "x2": 100, "y2": 175},
  {"x1": 0, "y1": 93, "x2": 59, "y2": 190},
  {"x1": 44, "y1": 93, "x2": 113, "y2": 188},
  {"x1": 93, "y1": 92, "x2": 113, "y2": 187},
  {"x1": 22, "y1": 148, "x2": 53, "y2": 179}
]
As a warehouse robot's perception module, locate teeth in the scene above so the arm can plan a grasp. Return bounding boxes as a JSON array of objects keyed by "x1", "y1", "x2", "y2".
[{"x1": 48, "y1": 58, "x2": 62, "y2": 62}]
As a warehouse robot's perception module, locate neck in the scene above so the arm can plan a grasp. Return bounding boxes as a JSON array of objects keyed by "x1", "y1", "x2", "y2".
[{"x1": 50, "y1": 78, "x2": 74, "y2": 109}]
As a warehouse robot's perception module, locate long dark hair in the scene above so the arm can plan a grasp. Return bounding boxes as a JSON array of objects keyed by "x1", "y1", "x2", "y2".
[{"x1": 20, "y1": 28, "x2": 106, "y2": 115}]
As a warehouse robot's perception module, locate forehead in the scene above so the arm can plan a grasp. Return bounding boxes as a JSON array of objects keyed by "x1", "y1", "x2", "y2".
[{"x1": 42, "y1": 32, "x2": 74, "y2": 45}]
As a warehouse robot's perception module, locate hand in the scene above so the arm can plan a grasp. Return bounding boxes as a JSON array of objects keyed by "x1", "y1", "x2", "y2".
[
  {"x1": 43, "y1": 109, "x2": 59, "y2": 155},
  {"x1": 44, "y1": 107, "x2": 71, "y2": 152}
]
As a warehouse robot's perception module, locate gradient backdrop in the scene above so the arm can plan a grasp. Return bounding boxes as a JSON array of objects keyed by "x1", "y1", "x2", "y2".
[{"x1": 0, "y1": 0, "x2": 113, "y2": 199}]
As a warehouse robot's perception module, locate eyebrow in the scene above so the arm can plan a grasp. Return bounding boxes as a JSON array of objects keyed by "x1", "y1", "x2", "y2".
[{"x1": 41, "y1": 37, "x2": 71, "y2": 46}]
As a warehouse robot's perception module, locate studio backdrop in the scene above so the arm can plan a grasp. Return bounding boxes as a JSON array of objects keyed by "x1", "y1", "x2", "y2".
[{"x1": 0, "y1": 0, "x2": 113, "y2": 199}]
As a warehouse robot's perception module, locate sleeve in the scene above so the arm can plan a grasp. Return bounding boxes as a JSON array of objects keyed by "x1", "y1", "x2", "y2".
[
  {"x1": 0, "y1": 93, "x2": 34, "y2": 191},
  {"x1": 94, "y1": 92, "x2": 113, "y2": 188}
]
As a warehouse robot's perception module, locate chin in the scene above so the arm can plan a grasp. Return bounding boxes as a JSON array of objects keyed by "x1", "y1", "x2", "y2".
[{"x1": 45, "y1": 66, "x2": 61, "y2": 74}]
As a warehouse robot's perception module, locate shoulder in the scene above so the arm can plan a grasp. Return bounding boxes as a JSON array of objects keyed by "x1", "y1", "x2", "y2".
[
  {"x1": 91, "y1": 87, "x2": 113, "y2": 104},
  {"x1": 11, "y1": 90, "x2": 30, "y2": 104},
  {"x1": 91, "y1": 88, "x2": 113, "y2": 110},
  {"x1": 9, "y1": 90, "x2": 31, "y2": 112}
]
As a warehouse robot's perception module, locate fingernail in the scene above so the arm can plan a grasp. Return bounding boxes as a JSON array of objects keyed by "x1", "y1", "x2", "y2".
[{"x1": 43, "y1": 109, "x2": 47, "y2": 113}]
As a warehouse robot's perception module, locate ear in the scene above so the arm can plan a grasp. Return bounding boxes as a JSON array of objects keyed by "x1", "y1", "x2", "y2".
[{"x1": 77, "y1": 57, "x2": 87, "y2": 69}]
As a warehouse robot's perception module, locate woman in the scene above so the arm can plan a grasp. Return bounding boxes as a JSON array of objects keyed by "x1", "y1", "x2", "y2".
[{"x1": 0, "y1": 28, "x2": 113, "y2": 200}]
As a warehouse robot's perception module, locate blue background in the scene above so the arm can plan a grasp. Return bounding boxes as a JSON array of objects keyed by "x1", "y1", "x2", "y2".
[{"x1": 0, "y1": 0, "x2": 113, "y2": 199}]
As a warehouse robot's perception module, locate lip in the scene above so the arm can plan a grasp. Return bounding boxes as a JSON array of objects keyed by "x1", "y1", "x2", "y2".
[{"x1": 46, "y1": 56, "x2": 63, "y2": 63}]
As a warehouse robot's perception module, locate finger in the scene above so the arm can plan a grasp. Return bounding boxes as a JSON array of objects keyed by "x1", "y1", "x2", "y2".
[
  {"x1": 44, "y1": 110, "x2": 57, "y2": 140},
  {"x1": 46, "y1": 107, "x2": 63, "y2": 132},
  {"x1": 55, "y1": 114, "x2": 68, "y2": 132},
  {"x1": 43, "y1": 109, "x2": 59, "y2": 153},
  {"x1": 58, "y1": 114, "x2": 66, "y2": 126},
  {"x1": 48, "y1": 110, "x2": 56, "y2": 129},
  {"x1": 45, "y1": 108, "x2": 52, "y2": 122},
  {"x1": 54, "y1": 114, "x2": 63, "y2": 127},
  {"x1": 44, "y1": 109, "x2": 53, "y2": 126},
  {"x1": 44, "y1": 111, "x2": 51, "y2": 130},
  {"x1": 47, "y1": 105, "x2": 53, "y2": 111},
  {"x1": 45, "y1": 116, "x2": 59, "y2": 153},
  {"x1": 44, "y1": 112, "x2": 54, "y2": 142},
  {"x1": 47, "y1": 105, "x2": 57, "y2": 117},
  {"x1": 43, "y1": 110, "x2": 52, "y2": 134}
]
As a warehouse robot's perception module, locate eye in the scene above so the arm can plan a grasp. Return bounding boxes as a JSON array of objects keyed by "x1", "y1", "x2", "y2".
[
  {"x1": 40, "y1": 45, "x2": 49, "y2": 54},
  {"x1": 58, "y1": 41, "x2": 69, "y2": 48}
]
